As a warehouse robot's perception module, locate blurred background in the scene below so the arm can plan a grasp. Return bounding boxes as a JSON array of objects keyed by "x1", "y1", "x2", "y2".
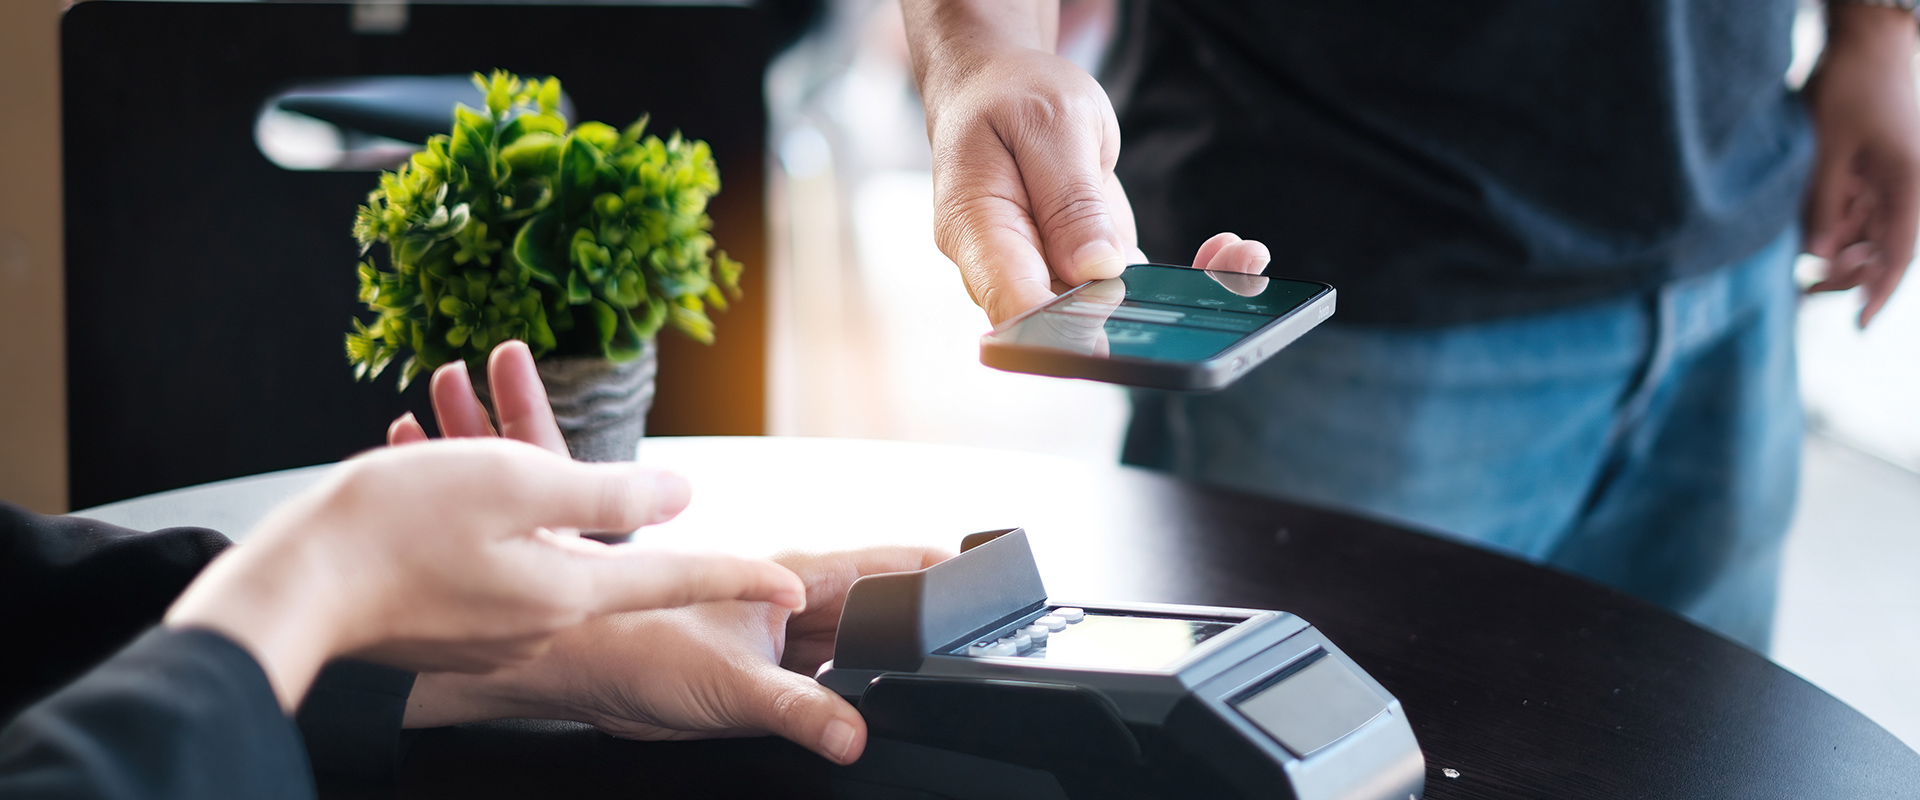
[{"x1": 1, "y1": 0, "x2": 1915, "y2": 751}]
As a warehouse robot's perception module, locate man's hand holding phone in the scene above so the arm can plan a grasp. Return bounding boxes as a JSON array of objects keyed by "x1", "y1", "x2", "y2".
[
  {"x1": 1001, "y1": 234, "x2": 1275, "y2": 360},
  {"x1": 982, "y1": 263, "x2": 1333, "y2": 392},
  {"x1": 904, "y1": 0, "x2": 1269, "y2": 326}
]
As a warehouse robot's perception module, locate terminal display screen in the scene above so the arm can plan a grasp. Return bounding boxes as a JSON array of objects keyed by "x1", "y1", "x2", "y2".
[
  {"x1": 956, "y1": 610, "x2": 1238, "y2": 671},
  {"x1": 1232, "y1": 652, "x2": 1388, "y2": 757}
]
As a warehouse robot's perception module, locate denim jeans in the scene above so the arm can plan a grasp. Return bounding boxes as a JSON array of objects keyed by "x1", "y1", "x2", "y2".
[{"x1": 1123, "y1": 229, "x2": 1803, "y2": 651}]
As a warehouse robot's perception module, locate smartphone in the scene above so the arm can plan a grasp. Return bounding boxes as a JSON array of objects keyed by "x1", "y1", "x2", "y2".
[{"x1": 979, "y1": 264, "x2": 1335, "y2": 391}]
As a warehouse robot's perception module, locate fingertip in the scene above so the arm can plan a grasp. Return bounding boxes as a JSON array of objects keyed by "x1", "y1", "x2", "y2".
[
  {"x1": 493, "y1": 338, "x2": 532, "y2": 361},
  {"x1": 820, "y1": 716, "x2": 864, "y2": 765},
  {"x1": 1860, "y1": 291, "x2": 1888, "y2": 329},
  {"x1": 433, "y1": 356, "x2": 470, "y2": 385},
  {"x1": 387, "y1": 413, "x2": 428, "y2": 446},
  {"x1": 487, "y1": 340, "x2": 529, "y2": 384},
  {"x1": 733, "y1": 659, "x2": 864, "y2": 761},
  {"x1": 985, "y1": 279, "x2": 1061, "y2": 328},
  {"x1": 488, "y1": 339, "x2": 538, "y2": 388},
  {"x1": 769, "y1": 560, "x2": 808, "y2": 611},
  {"x1": 1067, "y1": 238, "x2": 1128, "y2": 283},
  {"x1": 427, "y1": 359, "x2": 465, "y2": 407},
  {"x1": 1191, "y1": 231, "x2": 1241, "y2": 271},
  {"x1": 430, "y1": 358, "x2": 501, "y2": 438},
  {"x1": 640, "y1": 469, "x2": 692, "y2": 524},
  {"x1": 1218, "y1": 239, "x2": 1271, "y2": 274}
]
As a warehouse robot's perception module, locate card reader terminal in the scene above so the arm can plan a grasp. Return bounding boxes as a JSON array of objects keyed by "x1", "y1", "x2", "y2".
[{"x1": 817, "y1": 529, "x2": 1425, "y2": 800}]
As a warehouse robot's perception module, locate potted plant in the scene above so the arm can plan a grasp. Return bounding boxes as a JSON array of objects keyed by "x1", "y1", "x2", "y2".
[{"x1": 346, "y1": 71, "x2": 741, "y2": 461}]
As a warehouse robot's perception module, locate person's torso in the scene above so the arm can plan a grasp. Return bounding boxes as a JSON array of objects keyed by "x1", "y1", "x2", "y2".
[{"x1": 1108, "y1": 0, "x2": 1812, "y2": 325}]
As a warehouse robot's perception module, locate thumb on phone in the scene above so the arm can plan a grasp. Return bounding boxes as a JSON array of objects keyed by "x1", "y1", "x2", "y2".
[{"x1": 1022, "y1": 114, "x2": 1133, "y2": 288}]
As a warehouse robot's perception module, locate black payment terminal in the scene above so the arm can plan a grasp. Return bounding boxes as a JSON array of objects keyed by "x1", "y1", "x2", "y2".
[{"x1": 816, "y1": 529, "x2": 1425, "y2": 800}]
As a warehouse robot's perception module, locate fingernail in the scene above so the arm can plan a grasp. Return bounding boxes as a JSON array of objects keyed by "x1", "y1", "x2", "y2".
[
  {"x1": 1071, "y1": 239, "x2": 1126, "y2": 279},
  {"x1": 775, "y1": 579, "x2": 806, "y2": 610},
  {"x1": 821, "y1": 718, "x2": 858, "y2": 764},
  {"x1": 645, "y1": 472, "x2": 691, "y2": 522}
]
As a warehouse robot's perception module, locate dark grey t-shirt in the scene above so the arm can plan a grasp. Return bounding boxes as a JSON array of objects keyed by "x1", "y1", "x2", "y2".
[{"x1": 1108, "y1": 0, "x2": 1813, "y2": 325}]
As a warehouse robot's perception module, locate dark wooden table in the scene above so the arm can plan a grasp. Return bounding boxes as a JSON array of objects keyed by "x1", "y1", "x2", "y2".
[{"x1": 76, "y1": 437, "x2": 1920, "y2": 799}]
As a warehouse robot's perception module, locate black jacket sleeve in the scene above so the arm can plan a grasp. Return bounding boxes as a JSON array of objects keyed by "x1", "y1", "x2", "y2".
[
  {"x1": 0, "y1": 501, "x2": 418, "y2": 788},
  {"x1": 297, "y1": 661, "x2": 417, "y2": 788},
  {"x1": 0, "y1": 627, "x2": 316, "y2": 800},
  {"x1": 0, "y1": 502, "x2": 230, "y2": 723}
]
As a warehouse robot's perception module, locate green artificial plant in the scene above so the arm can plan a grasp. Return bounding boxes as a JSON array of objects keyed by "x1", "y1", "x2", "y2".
[{"x1": 346, "y1": 71, "x2": 741, "y2": 389}]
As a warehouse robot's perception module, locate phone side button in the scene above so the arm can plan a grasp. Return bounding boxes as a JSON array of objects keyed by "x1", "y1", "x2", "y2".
[{"x1": 1231, "y1": 357, "x2": 1246, "y2": 371}]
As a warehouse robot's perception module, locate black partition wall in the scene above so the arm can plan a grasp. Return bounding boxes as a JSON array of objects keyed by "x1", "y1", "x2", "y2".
[{"x1": 62, "y1": 2, "x2": 769, "y2": 509}]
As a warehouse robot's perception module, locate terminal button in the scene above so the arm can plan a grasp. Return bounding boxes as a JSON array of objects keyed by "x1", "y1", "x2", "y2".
[
  {"x1": 1023, "y1": 624, "x2": 1051, "y2": 643},
  {"x1": 1057, "y1": 608, "x2": 1086, "y2": 623},
  {"x1": 969, "y1": 640, "x2": 1018, "y2": 657},
  {"x1": 1038, "y1": 615, "x2": 1068, "y2": 632}
]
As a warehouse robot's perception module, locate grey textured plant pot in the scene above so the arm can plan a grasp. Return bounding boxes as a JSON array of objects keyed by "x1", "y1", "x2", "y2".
[{"x1": 473, "y1": 339, "x2": 657, "y2": 462}]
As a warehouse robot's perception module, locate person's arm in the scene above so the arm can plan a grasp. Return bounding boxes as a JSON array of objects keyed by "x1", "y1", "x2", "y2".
[
  {"x1": 296, "y1": 660, "x2": 417, "y2": 789},
  {"x1": 160, "y1": 440, "x2": 806, "y2": 713},
  {"x1": 0, "y1": 501, "x2": 424, "y2": 789},
  {"x1": 0, "y1": 510, "x2": 307, "y2": 799},
  {"x1": 902, "y1": 0, "x2": 1268, "y2": 325},
  {"x1": 0, "y1": 505, "x2": 229, "y2": 723},
  {"x1": 0, "y1": 628, "x2": 316, "y2": 800},
  {"x1": 1804, "y1": 2, "x2": 1920, "y2": 326},
  {"x1": 2, "y1": 400, "x2": 809, "y2": 798}
]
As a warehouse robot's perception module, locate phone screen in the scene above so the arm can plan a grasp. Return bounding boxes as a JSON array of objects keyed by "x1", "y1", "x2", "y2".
[{"x1": 995, "y1": 266, "x2": 1327, "y2": 362}]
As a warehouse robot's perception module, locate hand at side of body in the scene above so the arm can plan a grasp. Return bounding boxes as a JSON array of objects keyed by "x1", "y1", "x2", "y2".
[
  {"x1": 401, "y1": 546, "x2": 949, "y2": 765},
  {"x1": 164, "y1": 442, "x2": 805, "y2": 713},
  {"x1": 1804, "y1": 3, "x2": 1920, "y2": 326}
]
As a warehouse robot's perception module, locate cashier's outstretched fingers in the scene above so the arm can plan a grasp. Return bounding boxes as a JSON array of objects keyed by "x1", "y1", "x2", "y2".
[
  {"x1": 164, "y1": 439, "x2": 804, "y2": 710},
  {"x1": 389, "y1": 341, "x2": 570, "y2": 456},
  {"x1": 400, "y1": 545, "x2": 952, "y2": 765}
]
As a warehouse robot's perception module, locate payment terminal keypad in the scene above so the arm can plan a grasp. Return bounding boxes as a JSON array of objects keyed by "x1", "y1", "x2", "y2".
[{"x1": 957, "y1": 607, "x2": 1237, "y2": 671}]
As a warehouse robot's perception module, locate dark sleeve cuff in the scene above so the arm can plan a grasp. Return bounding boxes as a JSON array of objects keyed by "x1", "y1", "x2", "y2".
[
  {"x1": 297, "y1": 659, "x2": 417, "y2": 788},
  {"x1": 0, "y1": 501, "x2": 231, "y2": 722},
  {"x1": 0, "y1": 627, "x2": 314, "y2": 800}
]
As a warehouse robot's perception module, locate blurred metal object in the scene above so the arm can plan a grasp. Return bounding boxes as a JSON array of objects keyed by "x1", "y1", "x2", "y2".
[
  {"x1": 255, "y1": 75, "x2": 574, "y2": 171},
  {"x1": 351, "y1": 0, "x2": 408, "y2": 35}
]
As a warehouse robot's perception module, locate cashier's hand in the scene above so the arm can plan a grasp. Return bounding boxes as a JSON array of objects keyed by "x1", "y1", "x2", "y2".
[
  {"x1": 387, "y1": 340, "x2": 953, "y2": 764},
  {"x1": 162, "y1": 440, "x2": 807, "y2": 713},
  {"x1": 905, "y1": 2, "x2": 1268, "y2": 325},
  {"x1": 403, "y1": 546, "x2": 951, "y2": 764}
]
